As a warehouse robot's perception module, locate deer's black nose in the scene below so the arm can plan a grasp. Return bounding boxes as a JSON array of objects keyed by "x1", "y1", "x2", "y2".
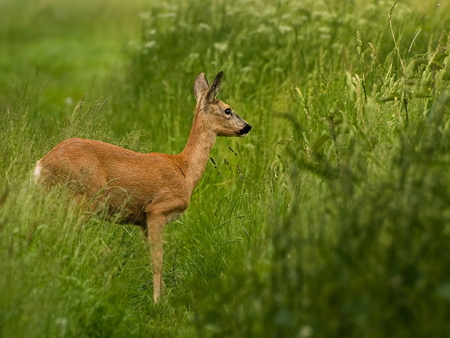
[{"x1": 239, "y1": 124, "x2": 252, "y2": 136}]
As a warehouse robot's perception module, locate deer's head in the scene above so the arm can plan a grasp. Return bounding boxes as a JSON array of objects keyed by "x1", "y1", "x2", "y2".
[{"x1": 193, "y1": 71, "x2": 252, "y2": 137}]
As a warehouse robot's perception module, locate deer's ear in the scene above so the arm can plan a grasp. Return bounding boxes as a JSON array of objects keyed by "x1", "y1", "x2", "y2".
[
  {"x1": 193, "y1": 72, "x2": 209, "y2": 101},
  {"x1": 205, "y1": 71, "x2": 223, "y2": 103}
]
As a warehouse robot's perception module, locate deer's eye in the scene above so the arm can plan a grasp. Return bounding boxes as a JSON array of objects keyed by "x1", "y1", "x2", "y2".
[{"x1": 224, "y1": 108, "x2": 232, "y2": 115}]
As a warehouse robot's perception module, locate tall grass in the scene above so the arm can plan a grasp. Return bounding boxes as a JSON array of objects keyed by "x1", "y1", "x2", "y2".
[{"x1": 1, "y1": 0, "x2": 450, "y2": 337}]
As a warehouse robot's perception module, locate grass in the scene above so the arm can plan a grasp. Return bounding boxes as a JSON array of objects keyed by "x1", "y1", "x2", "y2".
[{"x1": 1, "y1": 0, "x2": 450, "y2": 337}]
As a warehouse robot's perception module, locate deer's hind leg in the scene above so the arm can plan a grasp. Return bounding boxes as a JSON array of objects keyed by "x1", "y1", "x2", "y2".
[
  {"x1": 68, "y1": 171, "x2": 108, "y2": 219},
  {"x1": 71, "y1": 192, "x2": 106, "y2": 217}
]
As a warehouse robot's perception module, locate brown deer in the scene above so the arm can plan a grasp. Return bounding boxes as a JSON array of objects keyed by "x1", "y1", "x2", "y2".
[{"x1": 34, "y1": 71, "x2": 252, "y2": 302}]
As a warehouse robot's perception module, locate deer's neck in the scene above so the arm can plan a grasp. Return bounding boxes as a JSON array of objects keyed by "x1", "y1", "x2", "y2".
[{"x1": 179, "y1": 113, "x2": 216, "y2": 192}]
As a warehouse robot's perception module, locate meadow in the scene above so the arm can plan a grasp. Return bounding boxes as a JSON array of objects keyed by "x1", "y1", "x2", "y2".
[{"x1": 1, "y1": 0, "x2": 450, "y2": 336}]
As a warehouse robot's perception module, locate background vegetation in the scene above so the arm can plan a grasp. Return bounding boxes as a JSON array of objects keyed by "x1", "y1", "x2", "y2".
[{"x1": 1, "y1": 0, "x2": 450, "y2": 336}]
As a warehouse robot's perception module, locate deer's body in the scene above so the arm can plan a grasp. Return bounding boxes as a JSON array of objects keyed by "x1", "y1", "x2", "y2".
[
  {"x1": 34, "y1": 72, "x2": 251, "y2": 302},
  {"x1": 35, "y1": 139, "x2": 190, "y2": 225}
]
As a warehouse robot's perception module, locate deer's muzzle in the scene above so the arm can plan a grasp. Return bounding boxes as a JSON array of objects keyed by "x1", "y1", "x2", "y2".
[{"x1": 239, "y1": 124, "x2": 252, "y2": 137}]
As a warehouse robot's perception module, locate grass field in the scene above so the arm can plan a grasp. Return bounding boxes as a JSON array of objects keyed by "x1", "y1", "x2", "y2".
[{"x1": 1, "y1": 0, "x2": 450, "y2": 336}]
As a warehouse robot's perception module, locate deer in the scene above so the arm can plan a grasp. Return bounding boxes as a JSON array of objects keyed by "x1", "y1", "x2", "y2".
[{"x1": 33, "y1": 71, "x2": 252, "y2": 302}]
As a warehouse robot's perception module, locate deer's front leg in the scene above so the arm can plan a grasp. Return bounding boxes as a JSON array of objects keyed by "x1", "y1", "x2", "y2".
[{"x1": 146, "y1": 213, "x2": 166, "y2": 303}]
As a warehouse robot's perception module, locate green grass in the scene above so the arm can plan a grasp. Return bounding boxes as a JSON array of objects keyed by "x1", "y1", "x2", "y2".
[{"x1": 1, "y1": 0, "x2": 450, "y2": 337}]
